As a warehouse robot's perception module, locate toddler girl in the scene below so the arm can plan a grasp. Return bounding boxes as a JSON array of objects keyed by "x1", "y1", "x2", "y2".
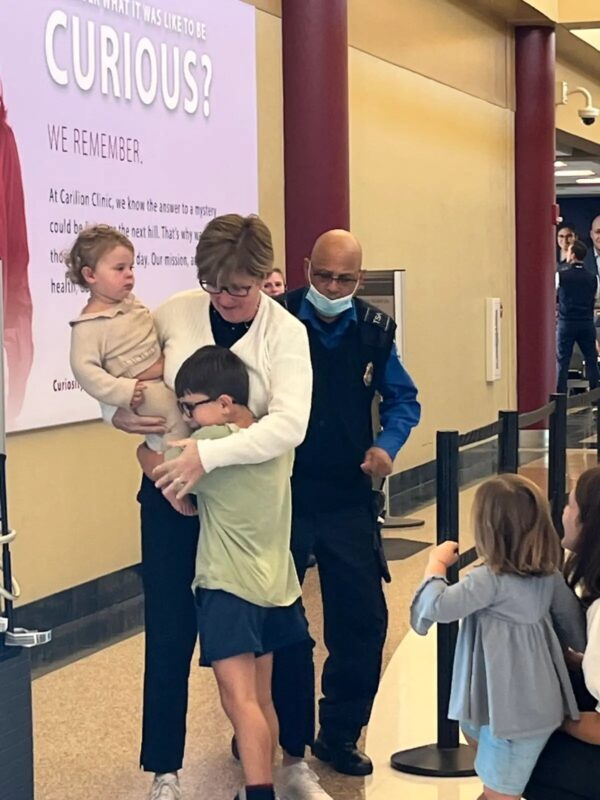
[
  {"x1": 66, "y1": 224, "x2": 188, "y2": 452},
  {"x1": 411, "y1": 473, "x2": 586, "y2": 800}
]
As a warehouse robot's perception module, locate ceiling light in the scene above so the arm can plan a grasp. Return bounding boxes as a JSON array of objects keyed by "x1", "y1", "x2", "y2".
[
  {"x1": 576, "y1": 177, "x2": 600, "y2": 184},
  {"x1": 555, "y1": 169, "x2": 596, "y2": 177},
  {"x1": 554, "y1": 160, "x2": 567, "y2": 168}
]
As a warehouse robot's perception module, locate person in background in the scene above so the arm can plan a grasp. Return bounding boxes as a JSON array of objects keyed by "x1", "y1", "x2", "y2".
[
  {"x1": 556, "y1": 223, "x2": 577, "y2": 271},
  {"x1": 556, "y1": 239, "x2": 599, "y2": 395},
  {"x1": 582, "y1": 214, "x2": 600, "y2": 282},
  {"x1": 262, "y1": 268, "x2": 286, "y2": 298},
  {"x1": 271, "y1": 230, "x2": 420, "y2": 793}
]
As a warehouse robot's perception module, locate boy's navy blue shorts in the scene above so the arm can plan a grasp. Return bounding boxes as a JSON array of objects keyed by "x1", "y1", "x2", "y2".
[{"x1": 194, "y1": 588, "x2": 311, "y2": 667}]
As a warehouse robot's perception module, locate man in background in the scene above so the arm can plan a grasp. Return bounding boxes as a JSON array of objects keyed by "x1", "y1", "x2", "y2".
[{"x1": 557, "y1": 239, "x2": 599, "y2": 395}]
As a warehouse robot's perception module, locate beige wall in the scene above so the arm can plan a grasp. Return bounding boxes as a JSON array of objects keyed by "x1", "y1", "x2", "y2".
[
  {"x1": 10, "y1": 1, "x2": 517, "y2": 604},
  {"x1": 8, "y1": 423, "x2": 142, "y2": 605},
  {"x1": 349, "y1": 0, "x2": 513, "y2": 110},
  {"x1": 349, "y1": 48, "x2": 516, "y2": 471},
  {"x1": 255, "y1": 11, "x2": 285, "y2": 270}
]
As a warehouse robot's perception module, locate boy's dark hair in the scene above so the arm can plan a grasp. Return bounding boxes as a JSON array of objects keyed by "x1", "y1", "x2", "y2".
[
  {"x1": 570, "y1": 240, "x2": 587, "y2": 261},
  {"x1": 174, "y1": 345, "x2": 249, "y2": 406}
]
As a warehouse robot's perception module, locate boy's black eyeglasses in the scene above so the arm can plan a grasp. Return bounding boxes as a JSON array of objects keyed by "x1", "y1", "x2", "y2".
[{"x1": 177, "y1": 398, "x2": 214, "y2": 417}]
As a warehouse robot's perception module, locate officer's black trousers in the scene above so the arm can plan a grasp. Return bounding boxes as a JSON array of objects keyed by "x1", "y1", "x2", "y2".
[
  {"x1": 138, "y1": 476, "x2": 200, "y2": 774},
  {"x1": 272, "y1": 505, "x2": 388, "y2": 755}
]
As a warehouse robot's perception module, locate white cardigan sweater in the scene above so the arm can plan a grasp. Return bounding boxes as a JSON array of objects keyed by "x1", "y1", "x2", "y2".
[{"x1": 107, "y1": 289, "x2": 312, "y2": 473}]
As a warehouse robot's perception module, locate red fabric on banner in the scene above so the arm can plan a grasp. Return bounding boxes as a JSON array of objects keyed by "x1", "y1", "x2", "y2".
[{"x1": 0, "y1": 92, "x2": 34, "y2": 424}]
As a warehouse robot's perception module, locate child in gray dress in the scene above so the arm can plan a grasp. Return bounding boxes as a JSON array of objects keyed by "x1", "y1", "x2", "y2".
[{"x1": 411, "y1": 473, "x2": 586, "y2": 800}]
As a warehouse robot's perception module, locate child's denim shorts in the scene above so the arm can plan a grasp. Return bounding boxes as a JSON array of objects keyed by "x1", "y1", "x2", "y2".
[
  {"x1": 195, "y1": 588, "x2": 310, "y2": 667},
  {"x1": 461, "y1": 721, "x2": 552, "y2": 795}
]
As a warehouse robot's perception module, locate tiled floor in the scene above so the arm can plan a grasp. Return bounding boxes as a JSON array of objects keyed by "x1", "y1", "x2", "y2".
[{"x1": 31, "y1": 411, "x2": 598, "y2": 800}]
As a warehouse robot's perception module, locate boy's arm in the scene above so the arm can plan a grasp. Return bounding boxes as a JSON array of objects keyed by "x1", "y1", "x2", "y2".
[{"x1": 71, "y1": 326, "x2": 137, "y2": 408}]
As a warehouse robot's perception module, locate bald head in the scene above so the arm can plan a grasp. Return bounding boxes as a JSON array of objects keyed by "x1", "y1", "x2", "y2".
[{"x1": 310, "y1": 229, "x2": 363, "y2": 272}]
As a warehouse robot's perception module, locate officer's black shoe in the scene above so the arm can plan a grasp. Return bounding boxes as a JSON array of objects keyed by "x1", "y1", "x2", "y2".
[{"x1": 311, "y1": 734, "x2": 373, "y2": 776}]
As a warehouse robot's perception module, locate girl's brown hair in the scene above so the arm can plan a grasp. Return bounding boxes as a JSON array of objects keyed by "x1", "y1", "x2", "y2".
[
  {"x1": 64, "y1": 224, "x2": 134, "y2": 288},
  {"x1": 565, "y1": 465, "x2": 600, "y2": 608},
  {"x1": 195, "y1": 214, "x2": 273, "y2": 286},
  {"x1": 473, "y1": 473, "x2": 562, "y2": 576}
]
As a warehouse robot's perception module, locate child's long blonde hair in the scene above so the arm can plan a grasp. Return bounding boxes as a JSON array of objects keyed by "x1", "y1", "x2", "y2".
[{"x1": 473, "y1": 473, "x2": 562, "y2": 576}]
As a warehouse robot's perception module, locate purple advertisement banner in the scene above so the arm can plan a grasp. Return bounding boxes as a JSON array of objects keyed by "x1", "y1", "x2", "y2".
[{"x1": 0, "y1": 0, "x2": 258, "y2": 431}]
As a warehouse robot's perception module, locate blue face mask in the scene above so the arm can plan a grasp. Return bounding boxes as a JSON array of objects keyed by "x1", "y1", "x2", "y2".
[{"x1": 305, "y1": 282, "x2": 357, "y2": 318}]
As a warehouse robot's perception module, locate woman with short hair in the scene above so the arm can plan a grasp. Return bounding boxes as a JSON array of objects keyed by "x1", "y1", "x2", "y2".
[{"x1": 106, "y1": 214, "x2": 313, "y2": 800}]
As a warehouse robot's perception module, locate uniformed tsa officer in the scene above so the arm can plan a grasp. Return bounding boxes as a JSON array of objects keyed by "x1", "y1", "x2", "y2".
[{"x1": 272, "y1": 229, "x2": 421, "y2": 797}]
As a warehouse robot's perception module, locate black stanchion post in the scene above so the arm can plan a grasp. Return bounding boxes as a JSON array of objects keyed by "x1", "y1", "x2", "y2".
[
  {"x1": 390, "y1": 431, "x2": 475, "y2": 777},
  {"x1": 548, "y1": 393, "x2": 567, "y2": 536},
  {"x1": 498, "y1": 410, "x2": 519, "y2": 474}
]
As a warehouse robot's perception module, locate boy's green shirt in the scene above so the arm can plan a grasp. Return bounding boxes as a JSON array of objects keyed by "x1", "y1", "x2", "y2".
[{"x1": 170, "y1": 424, "x2": 300, "y2": 607}]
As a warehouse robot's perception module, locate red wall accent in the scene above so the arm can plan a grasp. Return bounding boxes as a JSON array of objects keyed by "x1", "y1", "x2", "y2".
[
  {"x1": 515, "y1": 27, "x2": 556, "y2": 412},
  {"x1": 282, "y1": 1, "x2": 350, "y2": 289}
]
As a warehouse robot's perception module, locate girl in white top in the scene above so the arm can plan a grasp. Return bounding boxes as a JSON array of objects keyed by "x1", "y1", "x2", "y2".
[
  {"x1": 526, "y1": 465, "x2": 600, "y2": 800},
  {"x1": 561, "y1": 465, "x2": 600, "y2": 740},
  {"x1": 67, "y1": 225, "x2": 188, "y2": 452}
]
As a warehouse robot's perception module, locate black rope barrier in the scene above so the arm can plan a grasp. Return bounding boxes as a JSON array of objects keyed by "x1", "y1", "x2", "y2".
[
  {"x1": 566, "y1": 385, "x2": 600, "y2": 409},
  {"x1": 518, "y1": 401, "x2": 555, "y2": 429},
  {"x1": 457, "y1": 419, "x2": 501, "y2": 448}
]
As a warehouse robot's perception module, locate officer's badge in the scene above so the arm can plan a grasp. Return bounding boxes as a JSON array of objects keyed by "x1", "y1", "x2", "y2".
[{"x1": 363, "y1": 361, "x2": 374, "y2": 386}]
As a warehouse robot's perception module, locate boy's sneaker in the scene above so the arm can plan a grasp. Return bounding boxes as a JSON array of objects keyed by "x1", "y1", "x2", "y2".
[
  {"x1": 276, "y1": 762, "x2": 333, "y2": 799},
  {"x1": 147, "y1": 773, "x2": 182, "y2": 800}
]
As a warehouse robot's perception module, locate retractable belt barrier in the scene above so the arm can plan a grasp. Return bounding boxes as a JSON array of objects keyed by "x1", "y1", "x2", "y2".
[{"x1": 390, "y1": 388, "x2": 600, "y2": 778}]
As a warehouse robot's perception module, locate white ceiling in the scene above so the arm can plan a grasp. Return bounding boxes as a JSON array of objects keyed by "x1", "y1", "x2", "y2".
[{"x1": 555, "y1": 156, "x2": 600, "y2": 195}]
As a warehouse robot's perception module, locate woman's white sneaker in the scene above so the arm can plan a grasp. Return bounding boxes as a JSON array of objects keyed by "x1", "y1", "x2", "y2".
[
  {"x1": 147, "y1": 772, "x2": 182, "y2": 800},
  {"x1": 276, "y1": 762, "x2": 333, "y2": 799}
]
